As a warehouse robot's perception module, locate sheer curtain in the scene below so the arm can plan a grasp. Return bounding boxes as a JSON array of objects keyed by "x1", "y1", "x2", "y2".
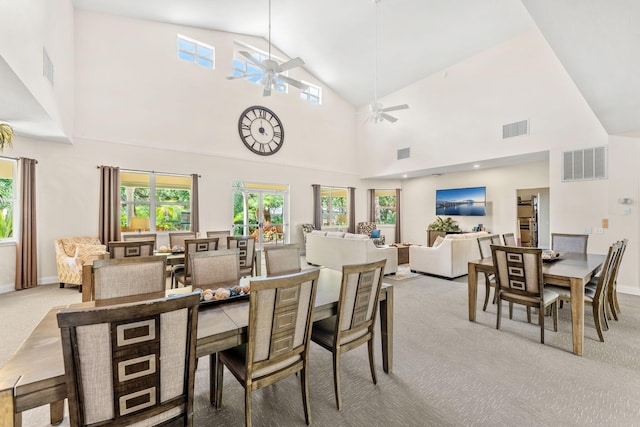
[
  {"x1": 98, "y1": 166, "x2": 121, "y2": 244},
  {"x1": 15, "y1": 158, "x2": 37, "y2": 290},
  {"x1": 312, "y1": 184, "x2": 321, "y2": 230},
  {"x1": 191, "y1": 174, "x2": 200, "y2": 233},
  {"x1": 348, "y1": 187, "x2": 356, "y2": 233}
]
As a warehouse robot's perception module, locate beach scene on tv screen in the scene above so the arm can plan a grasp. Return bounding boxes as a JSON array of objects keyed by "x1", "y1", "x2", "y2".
[{"x1": 436, "y1": 187, "x2": 486, "y2": 216}]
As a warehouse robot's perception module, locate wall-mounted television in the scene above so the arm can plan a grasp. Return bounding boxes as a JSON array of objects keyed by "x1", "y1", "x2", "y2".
[{"x1": 435, "y1": 186, "x2": 486, "y2": 216}]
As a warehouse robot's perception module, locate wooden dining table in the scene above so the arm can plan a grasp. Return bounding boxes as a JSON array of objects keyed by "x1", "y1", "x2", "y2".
[
  {"x1": 468, "y1": 251, "x2": 605, "y2": 356},
  {"x1": 0, "y1": 268, "x2": 393, "y2": 426}
]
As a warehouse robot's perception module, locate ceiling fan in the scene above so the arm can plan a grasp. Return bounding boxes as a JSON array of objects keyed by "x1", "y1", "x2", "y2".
[
  {"x1": 367, "y1": 0, "x2": 409, "y2": 124},
  {"x1": 226, "y1": 0, "x2": 308, "y2": 96}
]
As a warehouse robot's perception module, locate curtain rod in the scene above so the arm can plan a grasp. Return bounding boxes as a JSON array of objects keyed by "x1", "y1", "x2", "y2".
[
  {"x1": 97, "y1": 166, "x2": 200, "y2": 178},
  {"x1": 0, "y1": 155, "x2": 38, "y2": 163}
]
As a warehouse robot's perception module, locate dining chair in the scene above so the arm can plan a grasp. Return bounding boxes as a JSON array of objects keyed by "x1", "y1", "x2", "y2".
[
  {"x1": 604, "y1": 239, "x2": 628, "y2": 320},
  {"x1": 502, "y1": 233, "x2": 517, "y2": 246},
  {"x1": 491, "y1": 245, "x2": 559, "y2": 344},
  {"x1": 56, "y1": 292, "x2": 200, "y2": 426},
  {"x1": 173, "y1": 238, "x2": 219, "y2": 288},
  {"x1": 490, "y1": 234, "x2": 502, "y2": 245},
  {"x1": 264, "y1": 244, "x2": 302, "y2": 276},
  {"x1": 476, "y1": 235, "x2": 498, "y2": 311},
  {"x1": 92, "y1": 255, "x2": 167, "y2": 301},
  {"x1": 190, "y1": 249, "x2": 240, "y2": 289},
  {"x1": 551, "y1": 233, "x2": 589, "y2": 253},
  {"x1": 122, "y1": 232, "x2": 158, "y2": 250},
  {"x1": 227, "y1": 236, "x2": 256, "y2": 277},
  {"x1": 206, "y1": 230, "x2": 231, "y2": 250},
  {"x1": 547, "y1": 241, "x2": 620, "y2": 342},
  {"x1": 169, "y1": 231, "x2": 198, "y2": 251},
  {"x1": 214, "y1": 268, "x2": 321, "y2": 427},
  {"x1": 107, "y1": 240, "x2": 155, "y2": 258},
  {"x1": 311, "y1": 259, "x2": 386, "y2": 410}
]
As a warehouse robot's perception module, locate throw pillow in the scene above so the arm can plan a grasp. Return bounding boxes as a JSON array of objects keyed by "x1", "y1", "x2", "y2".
[
  {"x1": 433, "y1": 236, "x2": 445, "y2": 247},
  {"x1": 370, "y1": 229, "x2": 381, "y2": 238}
]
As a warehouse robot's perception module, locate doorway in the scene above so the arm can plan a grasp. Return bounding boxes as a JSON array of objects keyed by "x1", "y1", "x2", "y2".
[
  {"x1": 516, "y1": 187, "x2": 550, "y2": 248},
  {"x1": 232, "y1": 181, "x2": 288, "y2": 250}
]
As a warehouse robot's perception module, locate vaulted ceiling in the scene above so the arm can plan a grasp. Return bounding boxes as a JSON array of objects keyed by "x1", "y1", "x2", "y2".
[{"x1": 3, "y1": 1, "x2": 640, "y2": 141}]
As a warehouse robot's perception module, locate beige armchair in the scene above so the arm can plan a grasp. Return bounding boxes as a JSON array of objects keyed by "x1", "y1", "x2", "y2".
[{"x1": 54, "y1": 236, "x2": 107, "y2": 290}]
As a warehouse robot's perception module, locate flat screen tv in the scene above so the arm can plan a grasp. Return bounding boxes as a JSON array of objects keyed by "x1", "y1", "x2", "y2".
[{"x1": 435, "y1": 186, "x2": 486, "y2": 216}]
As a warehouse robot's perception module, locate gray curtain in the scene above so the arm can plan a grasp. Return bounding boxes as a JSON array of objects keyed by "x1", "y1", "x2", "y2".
[
  {"x1": 312, "y1": 184, "x2": 321, "y2": 230},
  {"x1": 348, "y1": 187, "x2": 356, "y2": 234},
  {"x1": 191, "y1": 174, "x2": 199, "y2": 233},
  {"x1": 98, "y1": 166, "x2": 121, "y2": 244},
  {"x1": 15, "y1": 158, "x2": 37, "y2": 290},
  {"x1": 368, "y1": 189, "x2": 375, "y2": 222},
  {"x1": 395, "y1": 188, "x2": 402, "y2": 244}
]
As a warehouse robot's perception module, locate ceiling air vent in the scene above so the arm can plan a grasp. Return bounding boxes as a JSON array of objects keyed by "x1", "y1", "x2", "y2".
[
  {"x1": 43, "y1": 48, "x2": 54, "y2": 86},
  {"x1": 397, "y1": 147, "x2": 410, "y2": 160},
  {"x1": 562, "y1": 146, "x2": 607, "y2": 182},
  {"x1": 502, "y1": 120, "x2": 529, "y2": 139}
]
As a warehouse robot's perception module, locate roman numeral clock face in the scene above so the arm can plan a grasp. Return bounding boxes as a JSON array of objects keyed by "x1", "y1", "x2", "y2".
[{"x1": 238, "y1": 106, "x2": 284, "y2": 156}]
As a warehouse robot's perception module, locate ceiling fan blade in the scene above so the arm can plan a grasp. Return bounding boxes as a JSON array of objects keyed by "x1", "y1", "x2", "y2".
[
  {"x1": 226, "y1": 73, "x2": 262, "y2": 80},
  {"x1": 382, "y1": 104, "x2": 409, "y2": 113},
  {"x1": 277, "y1": 57, "x2": 305, "y2": 73},
  {"x1": 239, "y1": 51, "x2": 264, "y2": 69},
  {"x1": 278, "y1": 75, "x2": 309, "y2": 90},
  {"x1": 380, "y1": 113, "x2": 399, "y2": 123}
]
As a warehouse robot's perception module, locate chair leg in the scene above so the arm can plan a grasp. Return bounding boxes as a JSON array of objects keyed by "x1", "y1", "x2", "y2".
[
  {"x1": 300, "y1": 367, "x2": 311, "y2": 425},
  {"x1": 245, "y1": 387, "x2": 252, "y2": 427},
  {"x1": 496, "y1": 298, "x2": 502, "y2": 330},
  {"x1": 209, "y1": 354, "x2": 217, "y2": 406},
  {"x1": 552, "y1": 302, "x2": 558, "y2": 332},
  {"x1": 539, "y1": 304, "x2": 545, "y2": 344},
  {"x1": 215, "y1": 354, "x2": 224, "y2": 410},
  {"x1": 613, "y1": 283, "x2": 621, "y2": 314},
  {"x1": 526, "y1": 307, "x2": 532, "y2": 324},
  {"x1": 482, "y1": 277, "x2": 490, "y2": 311},
  {"x1": 333, "y1": 351, "x2": 342, "y2": 410},
  {"x1": 367, "y1": 338, "x2": 377, "y2": 385},
  {"x1": 59, "y1": 282, "x2": 64, "y2": 288},
  {"x1": 593, "y1": 303, "x2": 605, "y2": 342}
]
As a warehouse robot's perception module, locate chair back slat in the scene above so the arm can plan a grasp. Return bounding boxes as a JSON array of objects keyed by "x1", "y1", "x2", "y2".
[
  {"x1": 491, "y1": 245, "x2": 543, "y2": 297},
  {"x1": 264, "y1": 244, "x2": 301, "y2": 277},
  {"x1": 92, "y1": 256, "x2": 166, "y2": 301},
  {"x1": 227, "y1": 236, "x2": 256, "y2": 276},
  {"x1": 122, "y1": 233, "x2": 157, "y2": 250},
  {"x1": 108, "y1": 240, "x2": 155, "y2": 259},
  {"x1": 551, "y1": 233, "x2": 589, "y2": 253}
]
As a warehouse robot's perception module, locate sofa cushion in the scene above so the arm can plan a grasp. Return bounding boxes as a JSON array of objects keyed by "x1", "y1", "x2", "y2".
[
  {"x1": 326, "y1": 231, "x2": 345, "y2": 238},
  {"x1": 370, "y1": 229, "x2": 381, "y2": 238},
  {"x1": 310, "y1": 230, "x2": 327, "y2": 236},
  {"x1": 344, "y1": 233, "x2": 369, "y2": 240}
]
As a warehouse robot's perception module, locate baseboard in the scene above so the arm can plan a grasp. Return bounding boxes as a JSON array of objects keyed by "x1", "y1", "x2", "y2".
[
  {"x1": 618, "y1": 285, "x2": 640, "y2": 296},
  {"x1": 0, "y1": 283, "x2": 13, "y2": 294},
  {"x1": 0, "y1": 276, "x2": 59, "y2": 294}
]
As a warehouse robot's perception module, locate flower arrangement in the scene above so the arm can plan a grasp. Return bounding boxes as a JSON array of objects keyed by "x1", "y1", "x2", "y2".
[
  {"x1": 0, "y1": 123, "x2": 14, "y2": 151},
  {"x1": 428, "y1": 216, "x2": 460, "y2": 231}
]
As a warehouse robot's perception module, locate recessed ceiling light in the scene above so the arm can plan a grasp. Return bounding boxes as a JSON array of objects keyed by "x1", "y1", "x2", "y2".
[
  {"x1": 402, "y1": 174, "x2": 408, "y2": 178},
  {"x1": 473, "y1": 164, "x2": 480, "y2": 168}
]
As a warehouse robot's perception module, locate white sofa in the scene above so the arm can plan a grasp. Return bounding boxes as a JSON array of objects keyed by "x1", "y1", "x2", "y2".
[
  {"x1": 409, "y1": 231, "x2": 489, "y2": 278},
  {"x1": 305, "y1": 230, "x2": 398, "y2": 275}
]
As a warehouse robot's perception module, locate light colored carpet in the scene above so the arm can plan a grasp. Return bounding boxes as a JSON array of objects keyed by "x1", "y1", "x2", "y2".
[{"x1": 2, "y1": 272, "x2": 640, "y2": 426}]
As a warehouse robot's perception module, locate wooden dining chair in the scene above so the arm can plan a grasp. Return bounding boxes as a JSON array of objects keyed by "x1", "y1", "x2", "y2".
[
  {"x1": 173, "y1": 238, "x2": 219, "y2": 288},
  {"x1": 491, "y1": 245, "x2": 559, "y2": 344},
  {"x1": 214, "y1": 268, "x2": 321, "y2": 427},
  {"x1": 107, "y1": 240, "x2": 155, "y2": 258},
  {"x1": 206, "y1": 230, "x2": 231, "y2": 250},
  {"x1": 311, "y1": 259, "x2": 386, "y2": 410},
  {"x1": 604, "y1": 239, "x2": 628, "y2": 320},
  {"x1": 227, "y1": 236, "x2": 256, "y2": 277},
  {"x1": 476, "y1": 235, "x2": 498, "y2": 311},
  {"x1": 551, "y1": 233, "x2": 589, "y2": 253},
  {"x1": 57, "y1": 292, "x2": 200, "y2": 426},
  {"x1": 168, "y1": 231, "x2": 198, "y2": 251},
  {"x1": 264, "y1": 244, "x2": 302, "y2": 277},
  {"x1": 190, "y1": 249, "x2": 240, "y2": 289},
  {"x1": 547, "y1": 241, "x2": 620, "y2": 342},
  {"x1": 92, "y1": 255, "x2": 167, "y2": 301},
  {"x1": 122, "y1": 233, "x2": 158, "y2": 250},
  {"x1": 502, "y1": 233, "x2": 517, "y2": 246}
]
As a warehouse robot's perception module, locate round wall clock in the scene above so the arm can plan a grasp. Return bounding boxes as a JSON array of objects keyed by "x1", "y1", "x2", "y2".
[{"x1": 238, "y1": 106, "x2": 284, "y2": 156}]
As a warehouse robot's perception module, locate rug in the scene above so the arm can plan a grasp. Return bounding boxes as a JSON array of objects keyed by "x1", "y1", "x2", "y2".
[{"x1": 384, "y1": 264, "x2": 421, "y2": 281}]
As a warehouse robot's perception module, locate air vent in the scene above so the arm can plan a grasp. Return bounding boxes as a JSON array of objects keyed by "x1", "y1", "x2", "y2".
[
  {"x1": 43, "y1": 48, "x2": 54, "y2": 86},
  {"x1": 397, "y1": 147, "x2": 410, "y2": 160},
  {"x1": 502, "y1": 120, "x2": 529, "y2": 139},
  {"x1": 562, "y1": 146, "x2": 607, "y2": 182}
]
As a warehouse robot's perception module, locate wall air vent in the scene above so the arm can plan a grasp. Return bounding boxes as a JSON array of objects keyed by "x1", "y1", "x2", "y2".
[
  {"x1": 397, "y1": 147, "x2": 410, "y2": 160},
  {"x1": 502, "y1": 120, "x2": 529, "y2": 139},
  {"x1": 562, "y1": 146, "x2": 607, "y2": 182},
  {"x1": 43, "y1": 48, "x2": 54, "y2": 86}
]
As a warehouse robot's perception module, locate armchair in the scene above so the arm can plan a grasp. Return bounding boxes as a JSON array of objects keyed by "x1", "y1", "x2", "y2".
[
  {"x1": 54, "y1": 236, "x2": 108, "y2": 290},
  {"x1": 357, "y1": 221, "x2": 385, "y2": 246}
]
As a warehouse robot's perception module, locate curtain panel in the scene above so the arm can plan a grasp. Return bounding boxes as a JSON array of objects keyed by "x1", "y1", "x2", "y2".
[
  {"x1": 348, "y1": 187, "x2": 356, "y2": 233},
  {"x1": 15, "y1": 158, "x2": 37, "y2": 290},
  {"x1": 312, "y1": 184, "x2": 321, "y2": 230},
  {"x1": 191, "y1": 174, "x2": 200, "y2": 233},
  {"x1": 98, "y1": 166, "x2": 121, "y2": 245},
  {"x1": 368, "y1": 189, "x2": 375, "y2": 222}
]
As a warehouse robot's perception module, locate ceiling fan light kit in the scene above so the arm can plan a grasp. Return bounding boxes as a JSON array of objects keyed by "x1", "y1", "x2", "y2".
[{"x1": 226, "y1": 0, "x2": 308, "y2": 96}]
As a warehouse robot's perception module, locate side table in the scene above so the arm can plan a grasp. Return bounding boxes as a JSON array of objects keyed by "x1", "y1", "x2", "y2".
[{"x1": 392, "y1": 243, "x2": 411, "y2": 265}]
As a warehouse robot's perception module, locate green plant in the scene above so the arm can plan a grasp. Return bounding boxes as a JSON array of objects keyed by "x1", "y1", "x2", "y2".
[
  {"x1": 428, "y1": 216, "x2": 460, "y2": 231},
  {"x1": 0, "y1": 123, "x2": 14, "y2": 151}
]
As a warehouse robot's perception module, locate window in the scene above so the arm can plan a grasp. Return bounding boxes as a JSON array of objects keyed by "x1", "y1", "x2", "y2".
[
  {"x1": 321, "y1": 187, "x2": 349, "y2": 227},
  {"x1": 120, "y1": 171, "x2": 193, "y2": 232},
  {"x1": 0, "y1": 158, "x2": 16, "y2": 242},
  {"x1": 232, "y1": 181, "x2": 288, "y2": 246},
  {"x1": 231, "y1": 50, "x2": 286, "y2": 93},
  {"x1": 177, "y1": 34, "x2": 214, "y2": 69},
  {"x1": 300, "y1": 81, "x2": 321, "y2": 104},
  {"x1": 374, "y1": 190, "x2": 396, "y2": 225}
]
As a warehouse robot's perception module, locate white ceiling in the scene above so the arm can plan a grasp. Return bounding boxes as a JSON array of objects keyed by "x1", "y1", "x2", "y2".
[{"x1": 3, "y1": 0, "x2": 640, "y2": 144}]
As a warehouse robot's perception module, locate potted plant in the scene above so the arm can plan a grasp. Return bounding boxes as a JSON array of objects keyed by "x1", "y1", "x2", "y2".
[
  {"x1": 428, "y1": 216, "x2": 460, "y2": 232},
  {"x1": 0, "y1": 123, "x2": 14, "y2": 151}
]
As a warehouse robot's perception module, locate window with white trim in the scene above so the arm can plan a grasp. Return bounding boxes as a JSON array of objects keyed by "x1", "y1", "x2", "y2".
[
  {"x1": 0, "y1": 158, "x2": 17, "y2": 242},
  {"x1": 177, "y1": 34, "x2": 215, "y2": 69},
  {"x1": 374, "y1": 189, "x2": 396, "y2": 225},
  {"x1": 300, "y1": 81, "x2": 321, "y2": 104},
  {"x1": 321, "y1": 187, "x2": 349, "y2": 227},
  {"x1": 120, "y1": 171, "x2": 193, "y2": 232}
]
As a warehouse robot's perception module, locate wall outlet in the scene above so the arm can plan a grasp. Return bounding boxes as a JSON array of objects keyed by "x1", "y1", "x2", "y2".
[{"x1": 594, "y1": 227, "x2": 604, "y2": 234}]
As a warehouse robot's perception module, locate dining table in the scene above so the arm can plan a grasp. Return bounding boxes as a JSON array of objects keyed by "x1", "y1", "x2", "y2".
[
  {"x1": 467, "y1": 251, "x2": 605, "y2": 356},
  {"x1": 0, "y1": 268, "x2": 393, "y2": 426}
]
